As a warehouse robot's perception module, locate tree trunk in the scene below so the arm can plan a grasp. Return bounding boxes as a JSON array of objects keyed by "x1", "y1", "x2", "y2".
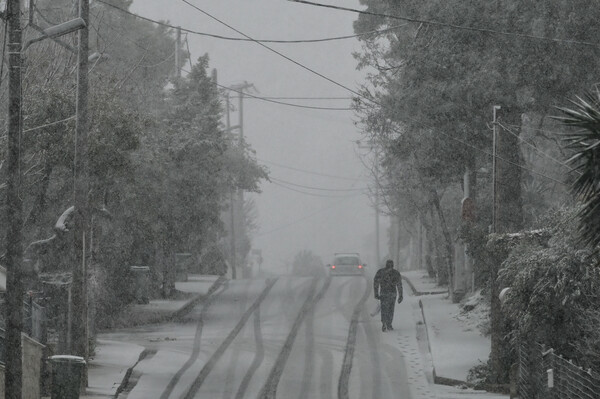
[
  {"x1": 431, "y1": 189, "x2": 455, "y2": 299},
  {"x1": 489, "y1": 106, "x2": 524, "y2": 384},
  {"x1": 5, "y1": 0, "x2": 24, "y2": 397},
  {"x1": 24, "y1": 162, "x2": 53, "y2": 228},
  {"x1": 496, "y1": 108, "x2": 524, "y2": 234}
]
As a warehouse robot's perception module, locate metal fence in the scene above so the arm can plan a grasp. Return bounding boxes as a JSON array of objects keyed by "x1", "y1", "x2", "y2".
[
  {"x1": 23, "y1": 299, "x2": 45, "y2": 343},
  {"x1": 519, "y1": 342, "x2": 600, "y2": 399}
]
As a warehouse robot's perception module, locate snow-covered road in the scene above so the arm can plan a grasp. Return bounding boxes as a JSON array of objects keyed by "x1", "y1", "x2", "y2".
[{"x1": 106, "y1": 276, "x2": 415, "y2": 399}]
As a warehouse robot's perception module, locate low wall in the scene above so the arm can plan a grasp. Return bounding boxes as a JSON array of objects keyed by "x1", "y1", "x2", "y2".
[{"x1": 0, "y1": 333, "x2": 44, "y2": 399}]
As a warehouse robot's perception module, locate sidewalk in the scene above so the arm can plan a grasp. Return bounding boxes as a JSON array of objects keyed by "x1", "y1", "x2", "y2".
[
  {"x1": 82, "y1": 274, "x2": 221, "y2": 398},
  {"x1": 402, "y1": 269, "x2": 507, "y2": 398}
]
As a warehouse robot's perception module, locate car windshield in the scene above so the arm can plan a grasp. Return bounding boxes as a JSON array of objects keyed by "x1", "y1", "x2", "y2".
[{"x1": 334, "y1": 256, "x2": 360, "y2": 265}]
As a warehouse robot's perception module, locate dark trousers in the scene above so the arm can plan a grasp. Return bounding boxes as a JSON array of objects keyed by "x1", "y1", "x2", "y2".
[{"x1": 380, "y1": 294, "x2": 396, "y2": 327}]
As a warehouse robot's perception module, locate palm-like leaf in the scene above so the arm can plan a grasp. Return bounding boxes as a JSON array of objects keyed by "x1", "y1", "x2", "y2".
[{"x1": 555, "y1": 87, "x2": 600, "y2": 249}]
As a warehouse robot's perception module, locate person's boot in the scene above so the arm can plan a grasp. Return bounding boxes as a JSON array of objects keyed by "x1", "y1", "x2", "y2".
[
  {"x1": 387, "y1": 324, "x2": 394, "y2": 331},
  {"x1": 382, "y1": 324, "x2": 387, "y2": 332}
]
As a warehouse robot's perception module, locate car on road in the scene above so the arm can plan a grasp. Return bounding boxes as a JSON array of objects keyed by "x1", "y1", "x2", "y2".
[{"x1": 327, "y1": 253, "x2": 365, "y2": 276}]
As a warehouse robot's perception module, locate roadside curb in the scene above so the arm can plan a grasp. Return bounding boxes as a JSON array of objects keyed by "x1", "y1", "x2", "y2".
[
  {"x1": 113, "y1": 349, "x2": 153, "y2": 399},
  {"x1": 402, "y1": 274, "x2": 447, "y2": 297},
  {"x1": 403, "y1": 269, "x2": 477, "y2": 392},
  {"x1": 411, "y1": 277, "x2": 510, "y2": 395},
  {"x1": 416, "y1": 297, "x2": 474, "y2": 388}
]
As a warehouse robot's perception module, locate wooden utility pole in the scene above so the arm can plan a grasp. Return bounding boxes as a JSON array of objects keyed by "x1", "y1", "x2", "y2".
[
  {"x1": 72, "y1": 0, "x2": 90, "y2": 377},
  {"x1": 5, "y1": 0, "x2": 24, "y2": 396},
  {"x1": 230, "y1": 82, "x2": 252, "y2": 275},
  {"x1": 490, "y1": 105, "x2": 524, "y2": 383},
  {"x1": 225, "y1": 93, "x2": 237, "y2": 279},
  {"x1": 491, "y1": 105, "x2": 500, "y2": 233},
  {"x1": 357, "y1": 140, "x2": 381, "y2": 268},
  {"x1": 175, "y1": 27, "x2": 181, "y2": 78}
]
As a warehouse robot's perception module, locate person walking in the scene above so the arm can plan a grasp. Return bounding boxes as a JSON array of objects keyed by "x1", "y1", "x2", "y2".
[{"x1": 373, "y1": 259, "x2": 403, "y2": 332}]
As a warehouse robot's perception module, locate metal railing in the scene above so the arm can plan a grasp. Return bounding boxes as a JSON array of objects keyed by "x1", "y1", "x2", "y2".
[{"x1": 519, "y1": 342, "x2": 600, "y2": 399}]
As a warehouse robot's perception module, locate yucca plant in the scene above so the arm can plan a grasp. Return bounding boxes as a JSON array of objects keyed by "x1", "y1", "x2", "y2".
[{"x1": 555, "y1": 87, "x2": 600, "y2": 251}]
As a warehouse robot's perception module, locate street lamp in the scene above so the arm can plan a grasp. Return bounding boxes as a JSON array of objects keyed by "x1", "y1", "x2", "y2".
[{"x1": 23, "y1": 17, "x2": 86, "y2": 51}]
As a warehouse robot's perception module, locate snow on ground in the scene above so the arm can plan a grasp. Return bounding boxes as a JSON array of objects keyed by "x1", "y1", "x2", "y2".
[
  {"x1": 403, "y1": 269, "x2": 447, "y2": 294},
  {"x1": 86, "y1": 273, "x2": 507, "y2": 398},
  {"x1": 84, "y1": 275, "x2": 221, "y2": 397},
  {"x1": 400, "y1": 269, "x2": 506, "y2": 398},
  {"x1": 108, "y1": 274, "x2": 221, "y2": 328},
  {"x1": 433, "y1": 384, "x2": 508, "y2": 398},
  {"x1": 420, "y1": 293, "x2": 491, "y2": 381},
  {"x1": 175, "y1": 275, "x2": 219, "y2": 294},
  {"x1": 86, "y1": 339, "x2": 145, "y2": 397}
]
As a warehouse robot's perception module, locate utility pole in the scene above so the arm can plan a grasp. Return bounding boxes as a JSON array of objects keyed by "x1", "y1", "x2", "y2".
[
  {"x1": 357, "y1": 140, "x2": 381, "y2": 268},
  {"x1": 72, "y1": 0, "x2": 90, "y2": 385},
  {"x1": 374, "y1": 149, "x2": 381, "y2": 268},
  {"x1": 229, "y1": 82, "x2": 253, "y2": 275},
  {"x1": 5, "y1": 0, "x2": 24, "y2": 396},
  {"x1": 225, "y1": 92, "x2": 237, "y2": 280},
  {"x1": 491, "y1": 105, "x2": 501, "y2": 233},
  {"x1": 175, "y1": 27, "x2": 181, "y2": 78}
]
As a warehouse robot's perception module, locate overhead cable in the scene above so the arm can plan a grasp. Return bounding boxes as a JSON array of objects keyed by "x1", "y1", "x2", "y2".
[
  {"x1": 288, "y1": 0, "x2": 600, "y2": 49},
  {"x1": 217, "y1": 83, "x2": 353, "y2": 111},
  {"x1": 497, "y1": 122, "x2": 580, "y2": 175},
  {"x1": 23, "y1": 115, "x2": 76, "y2": 133},
  {"x1": 181, "y1": 0, "x2": 566, "y2": 186},
  {"x1": 271, "y1": 181, "x2": 364, "y2": 198},
  {"x1": 256, "y1": 194, "x2": 360, "y2": 237},
  {"x1": 271, "y1": 176, "x2": 367, "y2": 191},
  {"x1": 179, "y1": 0, "x2": 365, "y2": 99},
  {"x1": 95, "y1": 0, "x2": 406, "y2": 44},
  {"x1": 257, "y1": 157, "x2": 362, "y2": 181},
  {"x1": 241, "y1": 96, "x2": 352, "y2": 101}
]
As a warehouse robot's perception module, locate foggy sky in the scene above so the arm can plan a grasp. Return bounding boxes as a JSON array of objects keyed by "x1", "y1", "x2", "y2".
[{"x1": 131, "y1": 0, "x2": 388, "y2": 271}]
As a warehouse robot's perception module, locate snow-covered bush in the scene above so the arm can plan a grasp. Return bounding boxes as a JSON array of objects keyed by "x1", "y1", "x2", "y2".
[{"x1": 499, "y1": 208, "x2": 600, "y2": 370}]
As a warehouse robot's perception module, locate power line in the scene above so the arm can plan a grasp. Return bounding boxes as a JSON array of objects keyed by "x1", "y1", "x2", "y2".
[
  {"x1": 95, "y1": 0, "x2": 406, "y2": 44},
  {"x1": 181, "y1": 67, "x2": 353, "y2": 110},
  {"x1": 217, "y1": 83, "x2": 353, "y2": 111},
  {"x1": 288, "y1": 0, "x2": 600, "y2": 49},
  {"x1": 179, "y1": 0, "x2": 365, "y2": 99},
  {"x1": 497, "y1": 121, "x2": 580, "y2": 175},
  {"x1": 257, "y1": 157, "x2": 362, "y2": 181},
  {"x1": 271, "y1": 176, "x2": 367, "y2": 191},
  {"x1": 271, "y1": 180, "x2": 364, "y2": 198},
  {"x1": 23, "y1": 115, "x2": 76, "y2": 133},
  {"x1": 427, "y1": 125, "x2": 568, "y2": 186},
  {"x1": 178, "y1": 1, "x2": 565, "y2": 187},
  {"x1": 242, "y1": 96, "x2": 352, "y2": 101},
  {"x1": 95, "y1": 1, "x2": 360, "y2": 111},
  {"x1": 256, "y1": 194, "x2": 360, "y2": 237},
  {"x1": 97, "y1": 1, "x2": 566, "y2": 188}
]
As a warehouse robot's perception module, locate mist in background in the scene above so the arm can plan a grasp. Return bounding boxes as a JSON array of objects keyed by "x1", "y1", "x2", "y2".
[{"x1": 131, "y1": 0, "x2": 389, "y2": 272}]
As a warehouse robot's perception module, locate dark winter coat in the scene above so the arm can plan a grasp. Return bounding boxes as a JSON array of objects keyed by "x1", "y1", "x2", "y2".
[{"x1": 373, "y1": 267, "x2": 403, "y2": 298}]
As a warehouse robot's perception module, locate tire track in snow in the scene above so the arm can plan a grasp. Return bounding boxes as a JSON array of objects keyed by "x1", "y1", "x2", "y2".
[
  {"x1": 159, "y1": 281, "x2": 230, "y2": 399},
  {"x1": 258, "y1": 276, "x2": 332, "y2": 399},
  {"x1": 233, "y1": 306, "x2": 264, "y2": 399},
  {"x1": 297, "y1": 299, "x2": 316, "y2": 399},
  {"x1": 182, "y1": 278, "x2": 278, "y2": 399},
  {"x1": 337, "y1": 277, "x2": 371, "y2": 399},
  {"x1": 221, "y1": 283, "x2": 251, "y2": 399}
]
